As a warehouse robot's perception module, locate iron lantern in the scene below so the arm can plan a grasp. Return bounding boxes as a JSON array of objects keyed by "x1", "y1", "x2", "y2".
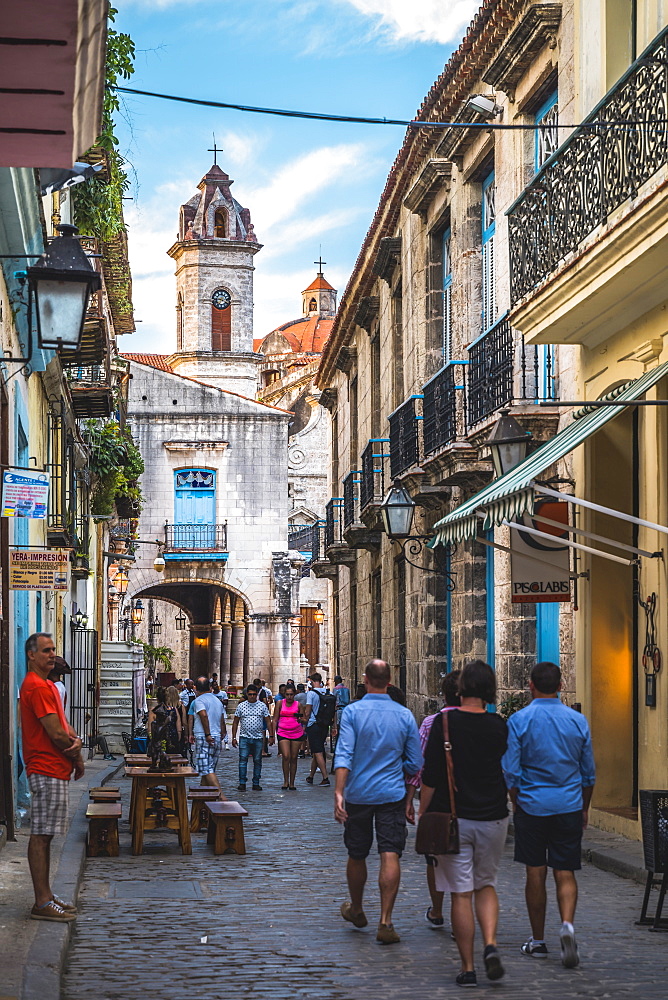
[
  {"x1": 114, "y1": 566, "x2": 129, "y2": 595},
  {"x1": 149, "y1": 618, "x2": 163, "y2": 636},
  {"x1": 380, "y1": 481, "x2": 416, "y2": 539},
  {"x1": 175, "y1": 610, "x2": 187, "y2": 631},
  {"x1": 27, "y1": 224, "x2": 101, "y2": 351},
  {"x1": 131, "y1": 599, "x2": 144, "y2": 626},
  {"x1": 486, "y1": 409, "x2": 532, "y2": 478},
  {"x1": 71, "y1": 609, "x2": 88, "y2": 629},
  {"x1": 313, "y1": 603, "x2": 325, "y2": 626}
]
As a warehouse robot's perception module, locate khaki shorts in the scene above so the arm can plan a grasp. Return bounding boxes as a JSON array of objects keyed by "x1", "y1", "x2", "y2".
[
  {"x1": 433, "y1": 816, "x2": 509, "y2": 893},
  {"x1": 28, "y1": 773, "x2": 69, "y2": 836}
]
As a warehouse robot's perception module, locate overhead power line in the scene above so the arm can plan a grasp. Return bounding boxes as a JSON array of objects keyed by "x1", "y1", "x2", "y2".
[{"x1": 111, "y1": 85, "x2": 667, "y2": 131}]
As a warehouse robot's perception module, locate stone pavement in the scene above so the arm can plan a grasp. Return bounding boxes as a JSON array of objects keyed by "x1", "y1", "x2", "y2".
[
  {"x1": 0, "y1": 755, "x2": 117, "y2": 1000},
  {"x1": 62, "y1": 748, "x2": 668, "y2": 1000}
]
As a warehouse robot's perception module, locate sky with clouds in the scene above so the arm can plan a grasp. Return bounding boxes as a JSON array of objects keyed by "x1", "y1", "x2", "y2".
[{"x1": 114, "y1": 0, "x2": 480, "y2": 350}]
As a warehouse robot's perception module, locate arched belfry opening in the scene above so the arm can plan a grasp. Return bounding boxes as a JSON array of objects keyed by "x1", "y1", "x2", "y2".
[{"x1": 214, "y1": 209, "x2": 227, "y2": 238}]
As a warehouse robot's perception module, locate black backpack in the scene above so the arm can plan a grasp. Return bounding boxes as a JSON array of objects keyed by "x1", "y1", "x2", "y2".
[{"x1": 314, "y1": 689, "x2": 337, "y2": 727}]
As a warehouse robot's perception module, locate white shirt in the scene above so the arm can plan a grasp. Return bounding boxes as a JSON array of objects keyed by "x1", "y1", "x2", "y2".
[
  {"x1": 192, "y1": 693, "x2": 226, "y2": 738},
  {"x1": 55, "y1": 680, "x2": 67, "y2": 714}
]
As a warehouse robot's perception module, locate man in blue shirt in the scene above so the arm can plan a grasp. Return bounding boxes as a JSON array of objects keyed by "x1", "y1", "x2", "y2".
[
  {"x1": 334, "y1": 659, "x2": 422, "y2": 946},
  {"x1": 502, "y1": 661, "x2": 596, "y2": 970}
]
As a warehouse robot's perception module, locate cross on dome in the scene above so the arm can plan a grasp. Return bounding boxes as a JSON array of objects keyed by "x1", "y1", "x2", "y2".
[{"x1": 207, "y1": 135, "x2": 223, "y2": 166}]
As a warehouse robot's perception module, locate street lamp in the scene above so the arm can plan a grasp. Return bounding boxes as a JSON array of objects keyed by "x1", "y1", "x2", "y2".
[
  {"x1": 485, "y1": 409, "x2": 532, "y2": 478},
  {"x1": 71, "y1": 609, "x2": 88, "y2": 629},
  {"x1": 380, "y1": 482, "x2": 416, "y2": 539},
  {"x1": 27, "y1": 224, "x2": 101, "y2": 351},
  {"x1": 313, "y1": 603, "x2": 325, "y2": 626},
  {"x1": 131, "y1": 600, "x2": 144, "y2": 626},
  {"x1": 114, "y1": 566, "x2": 129, "y2": 595},
  {"x1": 175, "y1": 610, "x2": 187, "y2": 631},
  {"x1": 153, "y1": 552, "x2": 166, "y2": 573},
  {"x1": 149, "y1": 617, "x2": 163, "y2": 637}
]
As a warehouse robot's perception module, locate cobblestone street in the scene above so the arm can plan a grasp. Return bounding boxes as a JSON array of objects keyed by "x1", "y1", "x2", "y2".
[{"x1": 62, "y1": 749, "x2": 668, "y2": 1000}]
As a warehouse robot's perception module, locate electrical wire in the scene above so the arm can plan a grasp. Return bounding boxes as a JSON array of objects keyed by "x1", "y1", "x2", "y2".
[{"x1": 111, "y1": 85, "x2": 668, "y2": 131}]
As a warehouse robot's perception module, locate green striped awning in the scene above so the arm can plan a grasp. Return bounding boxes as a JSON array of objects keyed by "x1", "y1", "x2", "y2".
[{"x1": 430, "y1": 361, "x2": 668, "y2": 547}]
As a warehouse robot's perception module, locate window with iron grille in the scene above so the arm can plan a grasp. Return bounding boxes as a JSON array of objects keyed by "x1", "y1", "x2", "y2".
[
  {"x1": 443, "y1": 228, "x2": 452, "y2": 362},
  {"x1": 389, "y1": 396, "x2": 421, "y2": 479},
  {"x1": 481, "y1": 170, "x2": 496, "y2": 332},
  {"x1": 535, "y1": 91, "x2": 559, "y2": 172},
  {"x1": 423, "y1": 365, "x2": 458, "y2": 455}
]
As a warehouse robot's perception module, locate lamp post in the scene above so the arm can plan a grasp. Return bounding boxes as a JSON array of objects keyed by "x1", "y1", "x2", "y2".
[
  {"x1": 71, "y1": 609, "x2": 88, "y2": 630},
  {"x1": 485, "y1": 409, "x2": 532, "y2": 478},
  {"x1": 379, "y1": 481, "x2": 456, "y2": 589},
  {"x1": 27, "y1": 224, "x2": 101, "y2": 352}
]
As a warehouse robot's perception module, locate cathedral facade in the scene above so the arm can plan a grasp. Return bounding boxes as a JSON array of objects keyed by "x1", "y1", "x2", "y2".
[{"x1": 122, "y1": 163, "x2": 334, "y2": 686}]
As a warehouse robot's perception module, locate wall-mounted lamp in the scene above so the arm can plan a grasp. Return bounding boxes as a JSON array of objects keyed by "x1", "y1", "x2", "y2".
[
  {"x1": 175, "y1": 610, "x2": 187, "y2": 631},
  {"x1": 466, "y1": 94, "x2": 502, "y2": 118},
  {"x1": 131, "y1": 600, "x2": 144, "y2": 626}
]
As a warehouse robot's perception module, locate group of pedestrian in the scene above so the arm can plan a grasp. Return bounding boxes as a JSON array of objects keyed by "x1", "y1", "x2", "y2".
[{"x1": 334, "y1": 657, "x2": 596, "y2": 989}]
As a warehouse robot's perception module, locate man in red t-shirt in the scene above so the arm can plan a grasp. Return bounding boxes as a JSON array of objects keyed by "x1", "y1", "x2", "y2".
[{"x1": 20, "y1": 633, "x2": 85, "y2": 922}]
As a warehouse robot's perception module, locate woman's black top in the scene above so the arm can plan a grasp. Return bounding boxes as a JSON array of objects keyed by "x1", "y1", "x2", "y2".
[{"x1": 422, "y1": 709, "x2": 508, "y2": 821}]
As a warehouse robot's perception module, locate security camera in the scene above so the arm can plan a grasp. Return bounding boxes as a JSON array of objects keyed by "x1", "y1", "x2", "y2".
[{"x1": 466, "y1": 95, "x2": 502, "y2": 118}]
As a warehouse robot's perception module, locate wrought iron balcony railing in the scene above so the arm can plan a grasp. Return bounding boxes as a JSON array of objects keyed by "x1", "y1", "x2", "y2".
[
  {"x1": 389, "y1": 396, "x2": 422, "y2": 479},
  {"x1": 508, "y1": 25, "x2": 668, "y2": 303},
  {"x1": 467, "y1": 314, "x2": 558, "y2": 426},
  {"x1": 325, "y1": 498, "x2": 344, "y2": 549},
  {"x1": 342, "y1": 471, "x2": 362, "y2": 529},
  {"x1": 360, "y1": 439, "x2": 390, "y2": 511},
  {"x1": 164, "y1": 523, "x2": 228, "y2": 551},
  {"x1": 64, "y1": 363, "x2": 114, "y2": 418},
  {"x1": 423, "y1": 364, "x2": 463, "y2": 455}
]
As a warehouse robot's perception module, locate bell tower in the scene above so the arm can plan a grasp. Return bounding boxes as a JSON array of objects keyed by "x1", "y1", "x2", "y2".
[
  {"x1": 167, "y1": 162, "x2": 263, "y2": 395},
  {"x1": 301, "y1": 258, "x2": 337, "y2": 318}
]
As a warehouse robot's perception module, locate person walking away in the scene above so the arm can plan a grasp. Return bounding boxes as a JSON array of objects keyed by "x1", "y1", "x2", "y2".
[
  {"x1": 502, "y1": 661, "x2": 596, "y2": 969},
  {"x1": 212, "y1": 682, "x2": 230, "y2": 749},
  {"x1": 164, "y1": 685, "x2": 186, "y2": 755},
  {"x1": 48, "y1": 656, "x2": 71, "y2": 717},
  {"x1": 406, "y1": 671, "x2": 461, "y2": 931},
  {"x1": 20, "y1": 633, "x2": 84, "y2": 922},
  {"x1": 295, "y1": 683, "x2": 309, "y2": 758},
  {"x1": 304, "y1": 672, "x2": 335, "y2": 786},
  {"x1": 190, "y1": 677, "x2": 227, "y2": 798},
  {"x1": 419, "y1": 660, "x2": 508, "y2": 987},
  {"x1": 232, "y1": 684, "x2": 274, "y2": 790},
  {"x1": 334, "y1": 659, "x2": 422, "y2": 945},
  {"x1": 258, "y1": 686, "x2": 273, "y2": 757},
  {"x1": 274, "y1": 683, "x2": 304, "y2": 789}
]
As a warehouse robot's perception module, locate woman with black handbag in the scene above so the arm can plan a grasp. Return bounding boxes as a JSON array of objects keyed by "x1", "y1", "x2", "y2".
[{"x1": 419, "y1": 660, "x2": 509, "y2": 988}]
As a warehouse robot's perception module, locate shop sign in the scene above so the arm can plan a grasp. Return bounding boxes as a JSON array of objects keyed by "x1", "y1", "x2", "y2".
[
  {"x1": 9, "y1": 550, "x2": 69, "y2": 591},
  {"x1": 510, "y1": 501, "x2": 571, "y2": 604},
  {"x1": 1, "y1": 468, "x2": 49, "y2": 519}
]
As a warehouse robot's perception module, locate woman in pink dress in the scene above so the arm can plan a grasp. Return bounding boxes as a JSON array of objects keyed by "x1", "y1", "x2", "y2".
[{"x1": 274, "y1": 683, "x2": 304, "y2": 790}]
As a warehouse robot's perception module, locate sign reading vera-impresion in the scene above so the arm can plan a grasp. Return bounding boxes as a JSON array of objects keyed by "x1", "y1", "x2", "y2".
[
  {"x1": 1, "y1": 468, "x2": 49, "y2": 519},
  {"x1": 510, "y1": 501, "x2": 571, "y2": 604},
  {"x1": 9, "y1": 550, "x2": 69, "y2": 591}
]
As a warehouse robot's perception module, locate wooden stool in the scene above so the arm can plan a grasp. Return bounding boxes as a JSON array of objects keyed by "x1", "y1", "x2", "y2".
[
  {"x1": 90, "y1": 789, "x2": 121, "y2": 803},
  {"x1": 187, "y1": 788, "x2": 220, "y2": 832},
  {"x1": 90, "y1": 786, "x2": 119, "y2": 794},
  {"x1": 206, "y1": 801, "x2": 248, "y2": 855},
  {"x1": 86, "y1": 803, "x2": 121, "y2": 857}
]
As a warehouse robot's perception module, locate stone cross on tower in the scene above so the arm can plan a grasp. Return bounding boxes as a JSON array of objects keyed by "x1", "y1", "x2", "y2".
[{"x1": 314, "y1": 255, "x2": 327, "y2": 274}]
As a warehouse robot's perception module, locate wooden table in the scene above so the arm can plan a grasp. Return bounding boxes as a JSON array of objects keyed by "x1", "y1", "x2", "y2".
[
  {"x1": 125, "y1": 766, "x2": 197, "y2": 856},
  {"x1": 124, "y1": 756, "x2": 189, "y2": 768}
]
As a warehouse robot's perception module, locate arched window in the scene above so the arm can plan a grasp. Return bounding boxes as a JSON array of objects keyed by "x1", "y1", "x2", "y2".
[
  {"x1": 214, "y1": 209, "x2": 227, "y2": 238},
  {"x1": 211, "y1": 289, "x2": 231, "y2": 351},
  {"x1": 309, "y1": 297, "x2": 317, "y2": 312},
  {"x1": 262, "y1": 369, "x2": 281, "y2": 387}
]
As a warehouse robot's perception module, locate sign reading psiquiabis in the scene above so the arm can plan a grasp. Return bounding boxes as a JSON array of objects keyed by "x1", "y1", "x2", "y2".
[
  {"x1": 510, "y1": 501, "x2": 571, "y2": 604},
  {"x1": 9, "y1": 550, "x2": 69, "y2": 591},
  {"x1": 1, "y1": 468, "x2": 49, "y2": 519}
]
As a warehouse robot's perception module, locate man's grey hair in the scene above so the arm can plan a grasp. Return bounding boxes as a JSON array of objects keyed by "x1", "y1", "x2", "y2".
[{"x1": 26, "y1": 632, "x2": 53, "y2": 658}]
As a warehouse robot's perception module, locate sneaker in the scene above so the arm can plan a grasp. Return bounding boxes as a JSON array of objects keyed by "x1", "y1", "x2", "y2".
[
  {"x1": 560, "y1": 922, "x2": 579, "y2": 968},
  {"x1": 376, "y1": 922, "x2": 400, "y2": 945},
  {"x1": 455, "y1": 971, "x2": 477, "y2": 988},
  {"x1": 30, "y1": 900, "x2": 76, "y2": 922},
  {"x1": 305, "y1": 775, "x2": 314, "y2": 784},
  {"x1": 319, "y1": 778, "x2": 330, "y2": 786},
  {"x1": 483, "y1": 945, "x2": 504, "y2": 981},
  {"x1": 521, "y1": 938, "x2": 548, "y2": 958},
  {"x1": 52, "y1": 894, "x2": 77, "y2": 913},
  {"x1": 425, "y1": 907, "x2": 444, "y2": 928},
  {"x1": 237, "y1": 784, "x2": 246, "y2": 791},
  {"x1": 340, "y1": 901, "x2": 368, "y2": 928},
  {"x1": 252, "y1": 784, "x2": 262, "y2": 791}
]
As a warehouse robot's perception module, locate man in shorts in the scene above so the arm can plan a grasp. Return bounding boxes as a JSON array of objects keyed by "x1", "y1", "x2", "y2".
[
  {"x1": 304, "y1": 672, "x2": 331, "y2": 785},
  {"x1": 503, "y1": 661, "x2": 596, "y2": 968},
  {"x1": 20, "y1": 633, "x2": 84, "y2": 922},
  {"x1": 190, "y1": 676, "x2": 226, "y2": 798},
  {"x1": 334, "y1": 659, "x2": 422, "y2": 945}
]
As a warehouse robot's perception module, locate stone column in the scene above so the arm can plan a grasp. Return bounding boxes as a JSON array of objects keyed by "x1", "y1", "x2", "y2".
[
  {"x1": 210, "y1": 624, "x2": 222, "y2": 679},
  {"x1": 221, "y1": 623, "x2": 232, "y2": 685},
  {"x1": 230, "y1": 622, "x2": 245, "y2": 687}
]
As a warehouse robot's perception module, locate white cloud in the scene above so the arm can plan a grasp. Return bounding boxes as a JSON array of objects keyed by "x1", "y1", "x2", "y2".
[{"x1": 339, "y1": 0, "x2": 480, "y2": 45}]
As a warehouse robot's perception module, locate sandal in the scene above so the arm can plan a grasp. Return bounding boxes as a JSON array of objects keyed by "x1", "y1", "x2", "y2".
[
  {"x1": 281, "y1": 784, "x2": 289, "y2": 790},
  {"x1": 288, "y1": 785, "x2": 297, "y2": 790}
]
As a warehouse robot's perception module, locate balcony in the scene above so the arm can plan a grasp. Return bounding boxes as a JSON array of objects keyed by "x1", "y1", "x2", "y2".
[
  {"x1": 360, "y1": 439, "x2": 390, "y2": 530},
  {"x1": 324, "y1": 498, "x2": 355, "y2": 567},
  {"x1": 288, "y1": 522, "x2": 319, "y2": 577},
  {"x1": 163, "y1": 523, "x2": 228, "y2": 561},
  {"x1": 508, "y1": 26, "x2": 668, "y2": 347},
  {"x1": 342, "y1": 470, "x2": 382, "y2": 550},
  {"x1": 64, "y1": 363, "x2": 114, "y2": 418},
  {"x1": 389, "y1": 396, "x2": 421, "y2": 479}
]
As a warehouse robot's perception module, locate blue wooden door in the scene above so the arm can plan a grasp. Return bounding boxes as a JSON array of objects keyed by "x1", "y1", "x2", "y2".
[{"x1": 174, "y1": 470, "x2": 215, "y2": 548}]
